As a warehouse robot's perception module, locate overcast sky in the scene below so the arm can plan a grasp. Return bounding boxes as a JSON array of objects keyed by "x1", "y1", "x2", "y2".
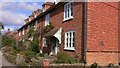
[{"x1": 0, "y1": 0, "x2": 55, "y2": 34}]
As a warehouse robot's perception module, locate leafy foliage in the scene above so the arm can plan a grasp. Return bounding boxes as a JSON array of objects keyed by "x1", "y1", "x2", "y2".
[
  {"x1": 28, "y1": 26, "x2": 34, "y2": 37},
  {"x1": 43, "y1": 23, "x2": 54, "y2": 34},
  {"x1": 56, "y1": 51, "x2": 77, "y2": 64},
  {"x1": 30, "y1": 40, "x2": 39, "y2": 53},
  {"x1": 2, "y1": 36, "x2": 16, "y2": 46},
  {"x1": 90, "y1": 62, "x2": 98, "y2": 68}
]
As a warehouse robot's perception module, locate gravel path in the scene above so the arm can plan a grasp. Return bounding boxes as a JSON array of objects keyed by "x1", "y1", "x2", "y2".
[{"x1": 0, "y1": 51, "x2": 17, "y2": 68}]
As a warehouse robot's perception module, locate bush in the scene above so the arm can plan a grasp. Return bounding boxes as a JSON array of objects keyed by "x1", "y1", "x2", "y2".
[
  {"x1": 56, "y1": 51, "x2": 69, "y2": 63},
  {"x1": 2, "y1": 36, "x2": 12, "y2": 46},
  {"x1": 18, "y1": 40, "x2": 23, "y2": 46},
  {"x1": 108, "y1": 63, "x2": 114, "y2": 68},
  {"x1": 68, "y1": 57, "x2": 77, "y2": 64},
  {"x1": 2, "y1": 36, "x2": 16, "y2": 47},
  {"x1": 30, "y1": 40, "x2": 39, "y2": 53},
  {"x1": 25, "y1": 51, "x2": 36, "y2": 59},
  {"x1": 90, "y1": 62, "x2": 98, "y2": 68},
  {"x1": 43, "y1": 23, "x2": 54, "y2": 34},
  {"x1": 28, "y1": 26, "x2": 34, "y2": 38}
]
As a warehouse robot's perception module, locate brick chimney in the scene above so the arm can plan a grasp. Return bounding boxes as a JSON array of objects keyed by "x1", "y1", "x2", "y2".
[
  {"x1": 42, "y1": 2, "x2": 54, "y2": 12},
  {"x1": 29, "y1": 14, "x2": 34, "y2": 22},
  {"x1": 34, "y1": 9, "x2": 43, "y2": 17},
  {"x1": 8, "y1": 28, "x2": 10, "y2": 32},
  {"x1": 25, "y1": 18, "x2": 29, "y2": 24}
]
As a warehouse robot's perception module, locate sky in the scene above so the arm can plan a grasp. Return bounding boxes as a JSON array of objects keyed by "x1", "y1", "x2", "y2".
[{"x1": 0, "y1": 0, "x2": 55, "y2": 34}]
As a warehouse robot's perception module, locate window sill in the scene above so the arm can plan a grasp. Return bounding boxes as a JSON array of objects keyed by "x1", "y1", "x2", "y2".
[
  {"x1": 64, "y1": 48, "x2": 75, "y2": 51},
  {"x1": 63, "y1": 17, "x2": 74, "y2": 22}
]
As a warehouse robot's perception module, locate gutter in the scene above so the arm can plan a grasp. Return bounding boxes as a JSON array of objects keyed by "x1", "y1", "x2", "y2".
[
  {"x1": 18, "y1": 2, "x2": 64, "y2": 31},
  {"x1": 83, "y1": 1, "x2": 87, "y2": 67}
]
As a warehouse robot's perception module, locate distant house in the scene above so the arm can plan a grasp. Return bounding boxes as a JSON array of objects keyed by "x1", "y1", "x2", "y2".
[
  {"x1": 17, "y1": 1, "x2": 119, "y2": 66},
  {"x1": 0, "y1": 22, "x2": 4, "y2": 29}
]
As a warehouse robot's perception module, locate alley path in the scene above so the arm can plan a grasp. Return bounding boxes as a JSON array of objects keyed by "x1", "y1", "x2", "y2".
[{"x1": 0, "y1": 51, "x2": 17, "y2": 68}]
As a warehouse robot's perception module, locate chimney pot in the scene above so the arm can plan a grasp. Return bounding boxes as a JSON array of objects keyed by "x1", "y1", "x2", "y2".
[{"x1": 42, "y1": 2, "x2": 54, "y2": 12}]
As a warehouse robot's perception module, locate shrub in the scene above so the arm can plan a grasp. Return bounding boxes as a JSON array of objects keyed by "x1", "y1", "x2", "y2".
[
  {"x1": 2, "y1": 36, "x2": 12, "y2": 46},
  {"x1": 28, "y1": 26, "x2": 34, "y2": 38},
  {"x1": 90, "y1": 62, "x2": 98, "y2": 68},
  {"x1": 108, "y1": 63, "x2": 114, "y2": 68},
  {"x1": 43, "y1": 23, "x2": 54, "y2": 34},
  {"x1": 57, "y1": 51, "x2": 69, "y2": 63},
  {"x1": 24, "y1": 51, "x2": 36, "y2": 59},
  {"x1": 2, "y1": 36, "x2": 16, "y2": 47},
  {"x1": 68, "y1": 57, "x2": 77, "y2": 64},
  {"x1": 44, "y1": 53, "x2": 48, "y2": 58},
  {"x1": 18, "y1": 40, "x2": 23, "y2": 46},
  {"x1": 30, "y1": 40, "x2": 39, "y2": 53}
]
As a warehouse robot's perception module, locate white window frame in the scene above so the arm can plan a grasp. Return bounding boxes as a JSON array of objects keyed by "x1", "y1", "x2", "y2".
[
  {"x1": 64, "y1": 1, "x2": 74, "y2": 21},
  {"x1": 64, "y1": 31, "x2": 75, "y2": 50},
  {"x1": 43, "y1": 38, "x2": 48, "y2": 47},
  {"x1": 22, "y1": 28, "x2": 25, "y2": 35},
  {"x1": 28, "y1": 25, "x2": 30, "y2": 29},
  {"x1": 19, "y1": 31, "x2": 21, "y2": 36},
  {"x1": 29, "y1": 18, "x2": 31, "y2": 22},
  {"x1": 34, "y1": 21, "x2": 37, "y2": 29},
  {"x1": 45, "y1": 13, "x2": 50, "y2": 26}
]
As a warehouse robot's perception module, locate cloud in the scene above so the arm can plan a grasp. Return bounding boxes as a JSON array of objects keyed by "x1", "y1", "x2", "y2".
[
  {"x1": 0, "y1": 0, "x2": 45, "y2": 2},
  {"x1": 1, "y1": 26, "x2": 18, "y2": 34},
  {"x1": 0, "y1": 2, "x2": 42, "y2": 34},
  {"x1": 1, "y1": 2, "x2": 41, "y2": 12},
  {"x1": 0, "y1": 10, "x2": 27, "y2": 26},
  {"x1": 18, "y1": 2, "x2": 41, "y2": 11},
  {"x1": 0, "y1": 2, "x2": 42, "y2": 27}
]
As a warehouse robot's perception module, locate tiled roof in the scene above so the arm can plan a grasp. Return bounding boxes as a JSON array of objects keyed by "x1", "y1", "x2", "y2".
[{"x1": 18, "y1": 2, "x2": 64, "y2": 31}]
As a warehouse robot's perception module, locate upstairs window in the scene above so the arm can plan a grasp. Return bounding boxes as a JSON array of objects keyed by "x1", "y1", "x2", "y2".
[
  {"x1": 22, "y1": 28, "x2": 25, "y2": 35},
  {"x1": 19, "y1": 31, "x2": 21, "y2": 36},
  {"x1": 64, "y1": 2, "x2": 73, "y2": 21},
  {"x1": 64, "y1": 31, "x2": 75, "y2": 50},
  {"x1": 45, "y1": 13, "x2": 50, "y2": 26}
]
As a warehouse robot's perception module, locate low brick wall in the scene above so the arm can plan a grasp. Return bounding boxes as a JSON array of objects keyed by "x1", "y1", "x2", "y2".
[{"x1": 86, "y1": 52, "x2": 119, "y2": 66}]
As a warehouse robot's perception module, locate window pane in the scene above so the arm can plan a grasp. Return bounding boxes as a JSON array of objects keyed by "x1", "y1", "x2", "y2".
[
  {"x1": 71, "y1": 2, "x2": 73, "y2": 16},
  {"x1": 68, "y1": 5, "x2": 69, "y2": 18},
  {"x1": 67, "y1": 43, "x2": 68, "y2": 47},
  {"x1": 65, "y1": 6, "x2": 67, "y2": 18},
  {"x1": 70, "y1": 32, "x2": 71, "y2": 37},
  {"x1": 73, "y1": 43, "x2": 74, "y2": 47},
  {"x1": 70, "y1": 38, "x2": 71, "y2": 43},
  {"x1": 69, "y1": 43, "x2": 71, "y2": 47},
  {"x1": 67, "y1": 33, "x2": 68, "y2": 37},
  {"x1": 73, "y1": 38, "x2": 75, "y2": 42},
  {"x1": 73, "y1": 32, "x2": 75, "y2": 38}
]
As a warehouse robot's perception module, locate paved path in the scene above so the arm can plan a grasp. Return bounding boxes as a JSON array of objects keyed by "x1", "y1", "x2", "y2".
[{"x1": 0, "y1": 51, "x2": 17, "y2": 68}]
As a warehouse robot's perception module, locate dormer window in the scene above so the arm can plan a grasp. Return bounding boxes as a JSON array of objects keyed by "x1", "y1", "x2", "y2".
[
  {"x1": 45, "y1": 13, "x2": 50, "y2": 26},
  {"x1": 64, "y1": 2, "x2": 73, "y2": 21}
]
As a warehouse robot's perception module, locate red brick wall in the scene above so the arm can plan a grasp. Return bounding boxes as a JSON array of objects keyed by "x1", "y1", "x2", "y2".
[
  {"x1": 86, "y1": 2, "x2": 119, "y2": 66},
  {"x1": 39, "y1": 2, "x2": 84, "y2": 60},
  {"x1": 62, "y1": 2, "x2": 84, "y2": 59},
  {"x1": 50, "y1": 4, "x2": 63, "y2": 29}
]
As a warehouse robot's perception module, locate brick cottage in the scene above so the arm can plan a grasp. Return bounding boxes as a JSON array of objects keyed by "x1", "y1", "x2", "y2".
[{"x1": 17, "y1": 1, "x2": 119, "y2": 66}]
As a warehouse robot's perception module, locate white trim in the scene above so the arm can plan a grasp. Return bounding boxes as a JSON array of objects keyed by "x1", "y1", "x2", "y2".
[
  {"x1": 64, "y1": 47, "x2": 75, "y2": 50},
  {"x1": 45, "y1": 13, "x2": 50, "y2": 26},
  {"x1": 64, "y1": 31, "x2": 75, "y2": 50},
  {"x1": 22, "y1": 28, "x2": 25, "y2": 35},
  {"x1": 19, "y1": 31, "x2": 21, "y2": 36},
  {"x1": 63, "y1": 2, "x2": 74, "y2": 21}
]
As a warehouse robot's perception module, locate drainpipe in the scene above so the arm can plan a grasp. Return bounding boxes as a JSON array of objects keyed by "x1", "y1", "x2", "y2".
[{"x1": 83, "y1": 1, "x2": 87, "y2": 68}]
